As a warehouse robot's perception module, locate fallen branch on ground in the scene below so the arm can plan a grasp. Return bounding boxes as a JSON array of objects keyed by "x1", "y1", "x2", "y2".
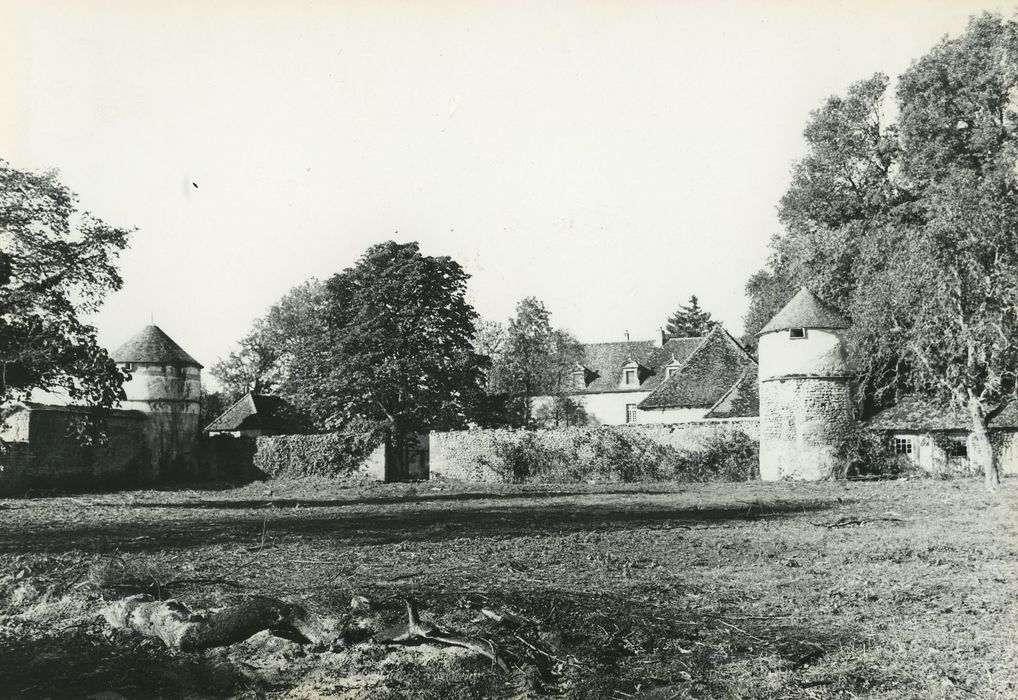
[
  {"x1": 376, "y1": 599, "x2": 508, "y2": 671},
  {"x1": 101, "y1": 594, "x2": 336, "y2": 651}
]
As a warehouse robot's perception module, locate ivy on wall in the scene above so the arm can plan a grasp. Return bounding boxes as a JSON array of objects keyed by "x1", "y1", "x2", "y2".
[
  {"x1": 253, "y1": 431, "x2": 384, "y2": 479},
  {"x1": 433, "y1": 423, "x2": 760, "y2": 484}
]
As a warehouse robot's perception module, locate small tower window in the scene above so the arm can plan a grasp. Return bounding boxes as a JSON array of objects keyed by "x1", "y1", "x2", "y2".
[{"x1": 789, "y1": 328, "x2": 807, "y2": 340}]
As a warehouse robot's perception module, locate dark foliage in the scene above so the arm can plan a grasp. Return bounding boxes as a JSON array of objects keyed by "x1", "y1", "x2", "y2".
[
  {"x1": 0, "y1": 161, "x2": 132, "y2": 407},
  {"x1": 285, "y1": 242, "x2": 487, "y2": 439}
]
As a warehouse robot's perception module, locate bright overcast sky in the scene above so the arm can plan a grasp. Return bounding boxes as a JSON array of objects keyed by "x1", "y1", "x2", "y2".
[{"x1": 0, "y1": 0, "x2": 1009, "y2": 370}]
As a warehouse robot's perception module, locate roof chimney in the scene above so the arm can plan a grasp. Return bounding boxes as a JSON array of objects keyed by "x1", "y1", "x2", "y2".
[
  {"x1": 624, "y1": 330, "x2": 630, "y2": 342},
  {"x1": 658, "y1": 327, "x2": 667, "y2": 347}
]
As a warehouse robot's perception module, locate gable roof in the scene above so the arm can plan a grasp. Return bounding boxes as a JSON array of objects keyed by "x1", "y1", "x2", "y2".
[
  {"x1": 570, "y1": 337, "x2": 704, "y2": 394},
  {"x1": 111, "y1": 325, "x2": 203, "y2": 368},
  {"x1": 204, "y1": 393, "x2": 291, "y2": 433},
  {"x1": 638, "y1": 326, "x2": 757, "y2": 410},
  {"x1": 759, "y1": 287, "x2": 851, "y2": 335},
  {"x1": 704, "y1": 367, "x2": 760, "y2": 419},
  {"x1": 867, "y1": 395, "x2": 1018, "y2": 431}
]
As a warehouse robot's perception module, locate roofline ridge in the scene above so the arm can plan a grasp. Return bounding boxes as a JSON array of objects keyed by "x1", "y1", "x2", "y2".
[
  {"x1": 704, "y1": 367, "x2": 753, "y2": 417},
  {"x1": 637, "y1": 335, "x2": 709, "y2": 407},
  {"x1": 203, "y1": 392, "x2": 255, "y2": 432}
]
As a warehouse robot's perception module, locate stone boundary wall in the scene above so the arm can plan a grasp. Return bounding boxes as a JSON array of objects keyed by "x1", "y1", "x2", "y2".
[
  {"x1": 430, "y1": 419, "x2": 759, "y2": 482},
  {"x1": 0, "y1": 405, "x2": 149, "y2": 495}
]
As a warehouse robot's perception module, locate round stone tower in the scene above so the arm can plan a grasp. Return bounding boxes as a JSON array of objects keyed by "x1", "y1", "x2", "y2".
[
  {"x1": 111, "y1": 325, "x2": 202, "y2": 481},
  {"x1": 758, "y1": 288, "x2": 853, "y2": 480}
]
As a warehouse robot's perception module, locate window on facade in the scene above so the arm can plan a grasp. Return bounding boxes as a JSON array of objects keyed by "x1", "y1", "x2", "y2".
[
  {"x1": 623, "y1": 368, "x2": 637, "y2": 385},
  {"x1": 789, "y1": 328, "x2": 806, "y2": 340},
  {"x1": 946, "y1": 437, "x2": 968, "y2": 458},
  {"x1": 893, "y1": 437, "x2": 914, "y2": 455},
  {"x1": 626, "y1": 404, "x2": 638, "y2": 423}
]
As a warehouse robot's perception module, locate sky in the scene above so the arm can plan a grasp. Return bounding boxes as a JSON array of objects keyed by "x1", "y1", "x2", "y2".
[{"x1": 1, "y1": 0, "x2": 1010, "y2": 374}]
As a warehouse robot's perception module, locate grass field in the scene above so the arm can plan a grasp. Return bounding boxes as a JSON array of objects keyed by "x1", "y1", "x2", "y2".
[{"x1": 0, "y1": 477, "x2": 1015, "y2": 699}]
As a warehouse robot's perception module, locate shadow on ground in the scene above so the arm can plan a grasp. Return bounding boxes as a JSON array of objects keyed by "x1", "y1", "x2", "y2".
[{"x1": 0, "y1": 496, "x2": 836, "y2": 554}]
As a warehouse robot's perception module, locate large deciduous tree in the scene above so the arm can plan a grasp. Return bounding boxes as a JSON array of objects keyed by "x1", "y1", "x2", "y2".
[
  {"x1": 285, "y1": 242, "x2": 487, "y2": 451},
  {"x1": 480, "y1": 297, "x2": 584, "y2": 427},
  {"x1": 0, "y1": 161, "x2": 131, "y2": 408},
  {"x1": 210, "y1": 279, "x2": 325, "y2": 401},
  {"x1": 742, "y1": 14, "x2": 1018, "y2": 489}
]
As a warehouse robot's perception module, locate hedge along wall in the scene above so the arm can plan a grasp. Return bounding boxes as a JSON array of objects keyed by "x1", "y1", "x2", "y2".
[
  {"x1": 252, "y1": 431, "x2": 386, "y2": 480},
  {"x1": 430, "y1": 419, "x2": 759, "y2": 484}
]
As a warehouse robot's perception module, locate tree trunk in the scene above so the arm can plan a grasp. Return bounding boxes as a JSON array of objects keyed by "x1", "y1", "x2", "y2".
[{"x1": 967, "y1": 393, "x2": 1000, "y2": 492}]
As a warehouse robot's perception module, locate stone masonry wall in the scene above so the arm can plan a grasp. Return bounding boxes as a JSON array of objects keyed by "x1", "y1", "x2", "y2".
[
  {"x1": 0, "y1": 406, "x2": 149, "y2": 495},
  {"x1": 431, "y1": 419, "x2": 759, "y2": 482},
  {"x1": 759, "y1": 377, "x2": 853, "y2": 480}
]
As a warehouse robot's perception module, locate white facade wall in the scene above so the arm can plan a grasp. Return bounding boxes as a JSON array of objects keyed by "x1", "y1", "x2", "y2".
[
  {"x1": 892, "y1": 430, "x2": 1018, "y2": 475},
  {"x1": 758, "y1": 328, "x2": 850, "y2": 381},
  {"x1": 534, "y1": 392, "x2": 707, "y2": 425}
]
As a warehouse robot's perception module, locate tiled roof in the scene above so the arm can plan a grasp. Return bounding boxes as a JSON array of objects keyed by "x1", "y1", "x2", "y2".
[
  {"x1": 705, "y1": 368, "x2": 760, "y2": 418},
  {"x1": 759, "y1": 287, "x2": 850, "y2": 335},
  {"x1": 867, "y1": 395, "x2": 1018, "y2": 431},
  {"x1": 638, "y1": 326, "x2": 757, "y2": 410},
  {"x1": 204, "y1": 393, "x2": 291, "y2": 432},
  {"x1": 111, "y1": 325, "x2": 202, "y2": 367},
  {"x1": 570, "y1": 337, "x2": 704, "y2": 395}
]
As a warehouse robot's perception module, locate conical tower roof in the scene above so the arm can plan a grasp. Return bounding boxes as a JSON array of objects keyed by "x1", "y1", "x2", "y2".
[
  {"x1": 111, "y1": 325, "x2": 203, "y2": 368},
  {"x1": 758, "y1": 287, "x2": 850, "y2": 335}
]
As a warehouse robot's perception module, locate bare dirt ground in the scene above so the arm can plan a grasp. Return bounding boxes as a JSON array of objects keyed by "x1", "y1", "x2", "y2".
[{"x1": 0, "y1": 477, "x2": 1015, "y2": 699}]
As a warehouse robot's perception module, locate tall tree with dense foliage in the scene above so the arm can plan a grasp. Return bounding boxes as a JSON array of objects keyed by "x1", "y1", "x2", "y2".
[
  {"x1": 480, "y1": 297, "x2": 584, "y2": 427},
  {"x1": 665, "y1": 295, "x2": 715, "y2": 339},
  {"x1": 210, "y1": 279, "x2": 325, "y2": 401},
  {"x1": 285, "y1": 242, "x2": 486, "y2": 453},
  {"x1": 0, "y1": 161, "x2": 131, "y2": 408},
  {"x1": 742, "y1": 14, "x2": 1018, "y2": 489}
]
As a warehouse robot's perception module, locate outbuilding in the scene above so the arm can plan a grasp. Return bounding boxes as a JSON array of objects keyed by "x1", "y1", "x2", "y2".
[{"x1": 867, "y1": 396, "x2": 1018, "y2": 475}]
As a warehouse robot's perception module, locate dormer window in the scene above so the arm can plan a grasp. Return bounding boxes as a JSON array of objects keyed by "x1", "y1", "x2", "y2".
[
  {"x1": 122, "y1": 362, "x2": 134, "y2": 372},
  {"x1": 789, "y1": 328, "x2": 807, "y2": 340},
  {"x1": 622, "y1": 360, "x2": 647, "y2": 387},
  {"x1": 663, "y1": 354, "x2": 681, "y2": 380}
]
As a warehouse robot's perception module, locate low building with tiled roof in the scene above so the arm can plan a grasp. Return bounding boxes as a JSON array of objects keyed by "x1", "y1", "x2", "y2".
[
  {"x1": 205, "y1": 393, "x2": 295, "y2": 437},
  {"x1": 867, "y1": 395, "x2": 1018, "y2": 474},
  {"x1": 639, "y1": 326, "x2": 757, "y2": 420},
  {"x1": 534, "y1": 326, "x2": 758, "y2": 425}
]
